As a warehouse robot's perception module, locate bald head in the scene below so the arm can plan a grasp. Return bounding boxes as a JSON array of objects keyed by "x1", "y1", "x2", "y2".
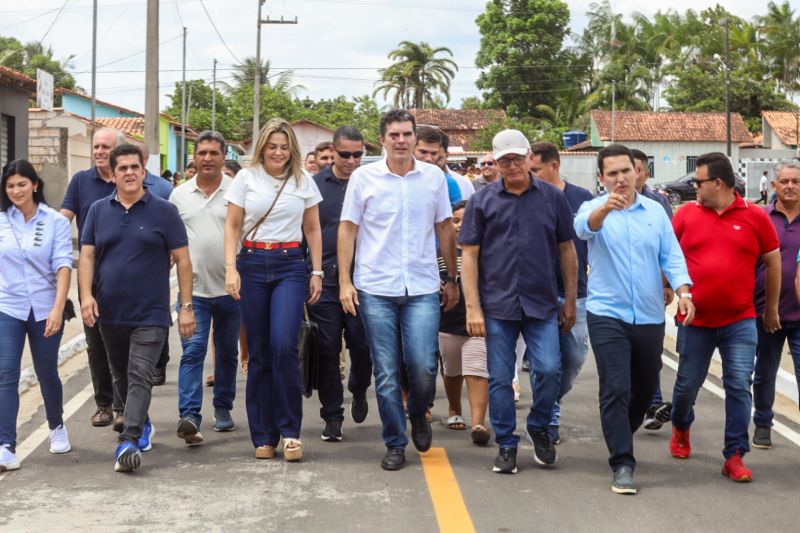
[{"x1": 93, "y1": 128, "x2": 125, "y2": 176}]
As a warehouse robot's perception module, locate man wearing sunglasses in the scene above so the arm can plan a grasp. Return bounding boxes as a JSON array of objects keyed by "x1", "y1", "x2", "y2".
[
  {"x1": 472, "y1": 153, "x2": 500, "y2": 192},
  {"x1": 307, "y1": 126, "x2": 373, "y2": 443}
]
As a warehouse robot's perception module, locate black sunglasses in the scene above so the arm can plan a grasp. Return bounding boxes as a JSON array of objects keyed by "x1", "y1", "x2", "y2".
[
  {"x1": 690, "y1": 177, "x2": 717, "y2": 188},
  {"x1": 480, "y1": 161, "x2": 494, "y2": 167},
  {"x1": 335, "y1": 149, "x2": 364, "y2": 160}
]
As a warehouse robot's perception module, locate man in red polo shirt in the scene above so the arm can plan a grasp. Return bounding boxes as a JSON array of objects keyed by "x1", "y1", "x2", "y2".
[{"x1": 669, "y1": 152, "x2": 781, "y2": 482}]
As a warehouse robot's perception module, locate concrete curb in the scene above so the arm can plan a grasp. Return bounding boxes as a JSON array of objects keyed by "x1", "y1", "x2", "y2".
[
  {"x1": 664, "y1": 312, "x2": 798, "y2": 404},
  {"x1": 18, "y1": 276, "x2": 179, "y2": 394}
]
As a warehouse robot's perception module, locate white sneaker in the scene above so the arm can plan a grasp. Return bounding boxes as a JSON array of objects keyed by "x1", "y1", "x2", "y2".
[
  {"x1": 49, "y1": 425, "x2": 71, "y2": 454},
  {"x1": 0, "y1": 444, "x2": 20, "y2": 471}
]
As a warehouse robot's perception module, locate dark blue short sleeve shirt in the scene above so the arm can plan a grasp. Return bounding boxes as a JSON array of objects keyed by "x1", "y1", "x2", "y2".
[
  {"x1": 144, "y1": 171, "x2": 174, "y2": 200},
  {"x1": 62, "y1": 167, "x2": 117, "y2": 242},
  {"x1": 561, "y1": 182, "x2": 594, "y2": 299},
  {"x1": 312, "y1": 166, "x2": 351, "y2": 303},
  {"x1": 81, "y1": 191, "x2": 188, "y2": 328},
  {"x1": 458, "y1": 177, "x2": 575, "y2": 321}
]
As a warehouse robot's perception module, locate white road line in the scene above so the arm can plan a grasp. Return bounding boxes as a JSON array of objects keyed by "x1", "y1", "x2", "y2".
[
  {"x1": 0, "y1": 382, "x2": 94, "y2": 481},
  {"x1": 662, "y1": 354, "x2": 800, "y2": 448}
]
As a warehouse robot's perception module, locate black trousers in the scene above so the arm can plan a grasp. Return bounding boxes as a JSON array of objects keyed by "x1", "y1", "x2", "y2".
[
  {"x1": 587, "y1": 312, "x2": 664, "y2": 471},
  {"x1": 306, "y1": 299, "x2": 372, "y2": 422}
]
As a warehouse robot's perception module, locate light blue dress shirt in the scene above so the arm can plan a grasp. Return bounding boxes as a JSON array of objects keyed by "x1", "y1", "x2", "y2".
[
  {"x1": 574, "y1": 193, "x2": 692, "y2": 325},
  {"x1": 0, "y1": 204, "x2": 73, "y2": 321}
]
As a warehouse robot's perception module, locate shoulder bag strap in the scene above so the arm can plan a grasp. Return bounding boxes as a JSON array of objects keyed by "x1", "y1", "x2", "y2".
[{"x1": 243, "y1": 176, "x2": 290, "y2": 242}]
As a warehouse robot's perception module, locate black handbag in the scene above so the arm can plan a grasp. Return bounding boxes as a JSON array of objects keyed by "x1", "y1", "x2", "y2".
[{"x1": 298, "y1": 318, "x2": 320, "y2": 398}]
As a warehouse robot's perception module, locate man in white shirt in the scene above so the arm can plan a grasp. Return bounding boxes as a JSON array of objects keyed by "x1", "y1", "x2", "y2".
[
  {"x1": 758, "y1": 171, "x2": 769, "y2": 204},
  {"x1": 338, "y1": 109, "x2": 459, "y2": 471},
  {"x1": 170, "y1": 131, "x2": 241, "y2": 444}
]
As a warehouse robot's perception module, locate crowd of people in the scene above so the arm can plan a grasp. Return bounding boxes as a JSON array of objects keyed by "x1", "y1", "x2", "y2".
[{"x1": 1, "y1": 109, "x2": 799, "y2": 496}]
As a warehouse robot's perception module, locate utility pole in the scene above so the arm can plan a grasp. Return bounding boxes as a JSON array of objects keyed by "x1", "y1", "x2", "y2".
[
  {"x1": 252, "y1": 0, "x2": 297, "y2": 148},
  {"x1": 180, "y1": 26, "x2": 187, "y2": 172},
  {"x1": 724, "y1": 18, "x2": 732, "y2": 157},
  {"x1": 212, "y1": 58, "x2": 217, "y2": 131},
  {"x1": 144, "y1": 0, "x2": 160, "y2": 175},
  {"x1": 611, "y1": 80, "x2": 616, "y2": 143},
  {"x1": 91, "y1": 0, "x2": 97, "y2": 122}
]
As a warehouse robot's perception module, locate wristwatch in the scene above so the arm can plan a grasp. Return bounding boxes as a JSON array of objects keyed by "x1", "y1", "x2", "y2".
[
  {"x1": 444, "y1": 275, "x2": 459, "y2": 285},
  {"x1": 677, "y1": 293, "x2": 693, "y2": 300},
  {"x1": 311, "y1": 270, "x2": 325, "y2": 279},
  {"x1": 180, "y1": 303, "x2": 194, "y2": 311}
]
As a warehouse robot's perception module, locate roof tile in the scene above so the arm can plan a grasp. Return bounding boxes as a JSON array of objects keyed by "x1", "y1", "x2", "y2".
[
  {"x1": 408, "y1": 108, "x2": 506, "y2": 150},
  {"x1": 762, "y1": 111, "x2": 800, "y2": 147},
  {"x1": 591, "y1": 110, "x2": 752, "y2": 143}
]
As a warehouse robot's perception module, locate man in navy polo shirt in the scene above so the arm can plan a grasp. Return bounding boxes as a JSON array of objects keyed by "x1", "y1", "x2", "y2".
[
  {"x1": 752, "y1": 160, "x2": 800, "y2": 449},
  {"x1": 61, "y1": 127, "x2": 125, "y2": 429},
  {"x1": 78, "y1": 142, "x2": 195, "y2": 473},
  {"x1": 460, "y1": 129, "x2": 578, "y2": 475},
  {"x1": 307, "y1": 126, "x2": 373, "y2": 443}
]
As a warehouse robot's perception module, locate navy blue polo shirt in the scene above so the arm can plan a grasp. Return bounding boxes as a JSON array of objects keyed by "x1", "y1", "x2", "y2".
[
  {"x1": 642, "y1": 184, "x2": 673, "y2": 220},
  {"x1": 561, "y1": 182, "x2": 593, "y2": 299},
  {"x1": 312, "y1": 165, "x2": 353, "y2": 303},
  {"x1": 144, "y1": 170, "x2": 174, "y2": 200},
  {"x1": 62, "y1": 167, "x2": 117, "y2": 242},
  {"x1": 459, "y1": 177, "x2": 575, "y2": 321},
  {"x1": 80, "y1": 191, "x2": 188, "y2": 328}
]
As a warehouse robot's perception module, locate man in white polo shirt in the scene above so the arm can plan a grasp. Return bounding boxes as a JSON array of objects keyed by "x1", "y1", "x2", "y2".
[
  {"x1": 338, "y1": 109, "x2": 459, "y2": 471},
  {"x1": 170, "y1": 131, "x2": 241, "y2": 444}
]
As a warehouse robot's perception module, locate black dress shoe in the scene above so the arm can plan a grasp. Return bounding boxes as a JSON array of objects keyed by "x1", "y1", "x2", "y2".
[
  {"x1": 350, "y1": 395, "x2": 368, "y2": 424},
  {"x1": 410, "y1": 416, "x2": 432, "y2": 452},
  {"x1": 152, "y1": 368, "x2": 166, "y2": 386},
  {"x1": 381, "y1": 447, "x2": 406, "y2": 471}
]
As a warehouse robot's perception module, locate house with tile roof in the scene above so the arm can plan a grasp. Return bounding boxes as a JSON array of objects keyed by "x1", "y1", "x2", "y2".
[
  {"x1": 408, "y1": 108, "x2": 506, "y2": 151},
  {"x1": 589, "y1": 110, "x2": 753, "y2": 183},
  {"x1": 0, "y1": 66, "x2": 37, "y2": 168}
]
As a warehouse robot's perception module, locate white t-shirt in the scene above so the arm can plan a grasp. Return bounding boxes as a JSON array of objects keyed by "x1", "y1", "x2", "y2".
[
  {"x1": 225, "y1": 166, "x2": 322, "y2": 243},
  {"x1": 760, "y1": 175, "x2": 768, "y2": 192},
  {"x1": 340, "y1": 157, "x2": 452, "y2": 296},
  {"x1": 449, "y1": 170, "x2": 474, "y2": 201}
]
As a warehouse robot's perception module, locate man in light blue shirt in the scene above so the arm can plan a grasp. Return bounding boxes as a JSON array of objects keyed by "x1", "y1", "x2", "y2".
[{"x1": 574, "y1": 144, "x2": 694, "y2": 495}]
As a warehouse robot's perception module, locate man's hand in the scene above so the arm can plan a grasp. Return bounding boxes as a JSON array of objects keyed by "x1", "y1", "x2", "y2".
[
  {"x1": 441, "y1": 281, "x2": 459, "y2": 313},
  {"x1": 605, "y1": 181, "x2": 629, "y2": 211},
  {"x1": 678, "y1": 297, "x2": 696, "y2": 325},
  {"x1": 763, "y1": 308, "x2": 781, "y2": 333},
  {"x1": 308, "y1": 275, "x2": 322, "y2": 305},
  {"x1": 81, "y1": 296, "x2": 99, "y2": 327},
  {"x1": 466, "y1": 306, "x2": 486, "y2": 337},
  {"x1": 664, "y1": 287, "x2": 675, "y2": 306},
  {"x1": 178, "y1": 308, "x2": 196, "y2": 339},
  {"x1": 340, "y1": 281, "x2": 360, "y2": 316},
  {"x1": 559, "y1": 298, "x2": 577, "y2": 334}
]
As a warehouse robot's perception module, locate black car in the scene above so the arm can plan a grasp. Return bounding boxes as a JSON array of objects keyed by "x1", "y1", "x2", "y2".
[{"x1": 654, "y1": 172, "x2": 747, "y2": 205}]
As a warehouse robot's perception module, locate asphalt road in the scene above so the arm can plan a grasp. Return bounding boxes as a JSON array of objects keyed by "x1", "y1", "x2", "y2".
[{"x1": 2, "y1": 326, "x2": 800, "y2": 533}]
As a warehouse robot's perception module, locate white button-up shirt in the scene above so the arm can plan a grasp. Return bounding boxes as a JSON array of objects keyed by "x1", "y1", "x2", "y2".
[
  {"x1": 0, "y1": 204, "x2": 73, "y2": 321},
  {"x1": 340, "y1": 157, "x2": 452, "y2": 296}
]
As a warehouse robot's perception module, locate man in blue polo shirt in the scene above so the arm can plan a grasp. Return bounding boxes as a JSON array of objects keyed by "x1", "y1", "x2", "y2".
[
  {"x1": 307, "y1": 126, "x2": 373, "y2": 443},
  {"x1": 460, "y1": 129, "x2": 578, "y2": 475},
  {"x1": 61, "y1": 127, "x2": 125, "y2": 430},
  {"x1": 78, "y1": 142, "x2": 195, "y2": 473},
  {"x1": 574, "y1": 143, "x2": 693, "y2": 495}
]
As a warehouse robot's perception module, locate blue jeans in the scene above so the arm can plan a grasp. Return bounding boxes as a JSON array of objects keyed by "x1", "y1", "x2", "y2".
[
  {"x1": 238, "y1": 247, "x2": 306, "y2": 448},
  {"x1": 550, "y1": 297, "x2": 589, "y2": 426},
  {"x1": 486, "y1": 314, "x2": 560, "y2": 448},
  {"x1": 671, "y1": 319, "x2": 757, "y2": 458},
  {"x1": 0, "y1": 310, "x2": 64, "y2": 453},
  {"x1": 753, "y1": 318, "x2": 800, "y2": 427},
  {"x1": 358, "y1": 291, "x2": 440, "y2": 449},
  {"x1": 177, "y1": 294, "x2": 241, "y2": 426}
]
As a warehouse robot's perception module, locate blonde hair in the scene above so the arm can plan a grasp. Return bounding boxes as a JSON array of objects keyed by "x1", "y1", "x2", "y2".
[{"x1": 250, "y1": 118, "x2": 303, "y2": 184}]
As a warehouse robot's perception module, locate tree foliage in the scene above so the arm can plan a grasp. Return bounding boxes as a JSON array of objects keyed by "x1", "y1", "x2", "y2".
[
  {"x1": 374, "y1": 41, "x2": 458, "y2": 109},
  {"x1": 0, "y1": 35, "x2": 77, "y2": 91}
]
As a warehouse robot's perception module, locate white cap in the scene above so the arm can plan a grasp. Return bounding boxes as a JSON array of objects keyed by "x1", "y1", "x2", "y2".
[{"x1": 492, "y1": 129, "x2": 531, "y2": 160}]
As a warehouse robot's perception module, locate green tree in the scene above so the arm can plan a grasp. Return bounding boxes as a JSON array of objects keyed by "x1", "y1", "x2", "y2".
[
  {"x1": 475, "y1": 0, "x2": 582, "y2": 119},
  {"x1": 0, "y1": 35, "x2": 77, "y2": 90},
  {"x1": 374, "y1": 41, "x2": 458, "y2": 109}
]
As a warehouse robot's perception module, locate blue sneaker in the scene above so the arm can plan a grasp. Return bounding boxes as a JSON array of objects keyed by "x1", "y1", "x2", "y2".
[
  {"x1": 548, "y1": 425, "x2": 561, "y2": 445},
  {"x1": 114, "y1": 441, "x2": 141, "y2": 472},
  {"x1": 138, "y1": 420, "x2": 155, "y2": 452},
  {"x1": 213, "y1": 408, "x2": 235, "y2": 432}
]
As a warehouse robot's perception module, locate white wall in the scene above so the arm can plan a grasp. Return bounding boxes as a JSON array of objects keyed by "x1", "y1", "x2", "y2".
[
  {"x1": 561, "y1": 155, "x2": 599, "y2": 194},
  {"x1": 293, "y1": 122, "x2": 334, "y2": 160},
  {"x1": 616, "y1": 141, "x2": 739, "y2": 184}
]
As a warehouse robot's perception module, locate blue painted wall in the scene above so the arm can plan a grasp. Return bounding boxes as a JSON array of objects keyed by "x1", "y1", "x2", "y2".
[{"x1": 62, "y1": 93, "x2": 138, "y2": 119}]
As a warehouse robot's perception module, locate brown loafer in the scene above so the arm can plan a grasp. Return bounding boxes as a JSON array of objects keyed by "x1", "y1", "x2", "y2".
[
  {"x1": 91, "y1": 406, "x2": 113, "y2": 427},
  {"x1": 113, "y1": 411, "x2": 124, "y2": 433}
]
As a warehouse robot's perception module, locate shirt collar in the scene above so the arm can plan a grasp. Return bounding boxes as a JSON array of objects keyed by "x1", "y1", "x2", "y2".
[
  {"x1": 188, "y1": 175, "x2": 229, "y2": 192},
  {"x1": 112, "y1": 189, "x2": 151, "y2": 205},
  {"x1": 8, "y1": 203, "x2": 46, "y2": 222},
  {"x1": 500, "y1": 174, "x2": 539, "y2": 194}
]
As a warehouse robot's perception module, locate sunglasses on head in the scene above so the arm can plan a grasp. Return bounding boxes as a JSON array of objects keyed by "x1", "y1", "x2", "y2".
[{"x1": 335, "y1": 149, "x2": 364, "y2": 160}]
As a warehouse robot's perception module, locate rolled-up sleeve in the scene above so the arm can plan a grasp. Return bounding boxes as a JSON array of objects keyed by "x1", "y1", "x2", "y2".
[
  {"x1": 50, "y1": 214, "x2": 74, "y2": 272},
  {"x1": 658, "y1": 211, "x2": 692, "y2": 289},
  {"x1": 457, "y1": 195, "x2": 483, "y2": 246},
  {"x1": 574, "y1": 197, "x2": 600, "y2": 240}
]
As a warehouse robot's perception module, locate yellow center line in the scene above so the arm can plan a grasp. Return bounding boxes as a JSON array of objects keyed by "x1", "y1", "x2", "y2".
[{"x1": 419, "y1": 447, "x2": 476, "y2": 533}]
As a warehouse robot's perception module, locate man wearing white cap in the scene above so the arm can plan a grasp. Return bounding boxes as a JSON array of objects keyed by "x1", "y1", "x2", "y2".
[{"x1": 460, "y1": 129, "x2": 578, "y2": 474}]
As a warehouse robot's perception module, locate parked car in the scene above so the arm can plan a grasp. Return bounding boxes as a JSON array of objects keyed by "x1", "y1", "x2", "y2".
[{"x1": 654, "y1": 172, "x2": 747, "y2": 205}]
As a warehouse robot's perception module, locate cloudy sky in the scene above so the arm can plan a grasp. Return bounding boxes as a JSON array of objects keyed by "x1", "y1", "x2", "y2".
[{"x1": 0, "y1": 0, "x2": 781, "y2": 114}]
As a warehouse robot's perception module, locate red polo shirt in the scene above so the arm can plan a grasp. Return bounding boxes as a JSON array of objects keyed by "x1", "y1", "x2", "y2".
[{"x1": 673, "y1": 193, "x2": 779, "y2": 328}]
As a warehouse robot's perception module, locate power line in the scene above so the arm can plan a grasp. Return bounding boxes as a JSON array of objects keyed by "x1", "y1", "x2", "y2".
[
  {"x1": 198, "y1": 0, "x2": 242, "y2": 64},
  {"x1": 95, "y1": 34, "x2": 184, "y2": 69},
  {"x1": 38, "y1": 0, "x2": 71, "y2": 45}
]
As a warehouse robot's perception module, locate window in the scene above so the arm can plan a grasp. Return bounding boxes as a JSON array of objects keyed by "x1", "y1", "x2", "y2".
[
  {"x1": 647, "y1": 156, "x2": 655, "y2": 179},
  {"x1": 0, "y1": 114, "x2": 13, "y2": 169},
  {"x1": 686, "y1": 156, "x2": 697, "y2": 174}
]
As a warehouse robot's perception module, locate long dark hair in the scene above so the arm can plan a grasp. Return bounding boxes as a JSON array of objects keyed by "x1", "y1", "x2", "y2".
[{"x1": 1, "y1": 159, "x2": 46, "y2": 211}]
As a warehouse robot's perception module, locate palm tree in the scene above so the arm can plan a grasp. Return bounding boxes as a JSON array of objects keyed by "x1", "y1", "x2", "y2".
[
  {"x1": 226, "y1": 57, "x2": 304, "y2": 96},
  {"x1": 373, "y1": 41, "x2": 458, "y2": 109},
  {"x1": 758, "y1": 1, "x2": 800, "y2": 97}
]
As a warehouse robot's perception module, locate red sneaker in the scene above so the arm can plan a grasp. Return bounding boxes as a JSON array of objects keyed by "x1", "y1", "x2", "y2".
[
  {"x1": 670, "y1": 426, "x2": 691, "y2": 459},
  {"x1": 722, "y1": 451, "x2": 753, "y2": 482}
]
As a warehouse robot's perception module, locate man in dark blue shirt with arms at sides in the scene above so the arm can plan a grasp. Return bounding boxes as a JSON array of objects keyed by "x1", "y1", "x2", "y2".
[
  {"x1": 460, "y1": 129, "x2": 578, "y2": 475},
  {"x1": 78, "y1": 143, "x2": 195, "y2": 473},
  {"x1": 307, "y1": 126, "x2": 373, "y2": 442}
]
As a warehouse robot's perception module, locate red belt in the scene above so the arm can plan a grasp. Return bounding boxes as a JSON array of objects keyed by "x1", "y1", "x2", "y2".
[{"x1": 242, "y1": 240, "x2": 301, "y2": 250}]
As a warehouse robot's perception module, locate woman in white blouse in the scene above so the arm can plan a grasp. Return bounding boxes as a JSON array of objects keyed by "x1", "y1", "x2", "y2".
[
  {"x1": 224, "y1": 118, "x2": 323, "y2": 461},
  {"x1": 0, "y1": 160, "x2": 73, "y2": 472}
]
